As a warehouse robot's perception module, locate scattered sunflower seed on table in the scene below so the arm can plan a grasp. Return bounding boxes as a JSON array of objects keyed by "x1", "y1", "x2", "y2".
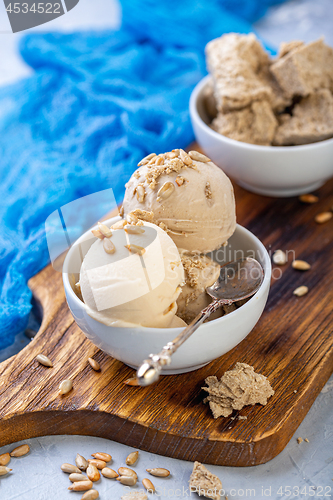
[
  {"x1": 91, "y1": 452, "x2": 111, "y2": 462},
  {"x1": 272, "y1": 250, "x2": 287, "y2": 265},
  {"x1": 36, "y1": 354, "x2": 53, "y2": 368},
  {"x1": 76, "y1": 454, "x2": 89, "y2": 471},
  {"x1": 293, "y1": 286, "x2": 309, "y2": 297},
  {"x1": 61, "y1": 463, "x2": 81, "y2": 474},
  {"x1": 126, "y1": 451, "x2": 139, "y2": 466},
  {"x1": 0, "y1": 453, "x2": 11, "y2": 466},
  {"x1": 292, "y1": 260, "x2": 311, "y2": 271},
  {"x1": 88, "y1": 358, "x2": 100, "y2": 371},
  {"x1": 101, "y1": 467, "x2": 118, "y2": 479},
  {"x1": 68, "y1": 480, "x2": 93, "y2": 491},
  {"x1": 10, "y1": 444, "x2": 30, "y2": 457}
]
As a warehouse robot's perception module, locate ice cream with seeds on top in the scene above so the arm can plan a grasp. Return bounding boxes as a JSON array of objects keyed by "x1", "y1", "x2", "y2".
[{"x1": 122, "y1": 149, "x2": 236, "y2": 254}]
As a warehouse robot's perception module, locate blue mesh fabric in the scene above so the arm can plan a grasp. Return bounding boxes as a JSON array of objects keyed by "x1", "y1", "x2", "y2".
[{"x1": 0, "y1": 0, "x2": 282, "y2": 348}]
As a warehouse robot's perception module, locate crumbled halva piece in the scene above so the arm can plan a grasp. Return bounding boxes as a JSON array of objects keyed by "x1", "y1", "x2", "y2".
[
  {"x1": 211, "y1": 100, "x2": 278, "y2": 146},
  {"x1": 278, "y1": 40, "x2": 304, "y2": 59},
  {"x1": 273, "y1": 89, "x2": 333, "y2": 146},
  {"x1": 203, "y1": 362, "x2": 274, "y2": 418},
  {"x1": 270, "y1": 38, "x2": 333, "y2": 97},
  {"x1": 121, "y1": 492, "x2": 148, "y2": 500},
  {"x1": 206, "y1": 33, "x2": 271, "y2": 112},
  {"x1": 189, "y1": 461, "x2": 222, "y2": 500}
]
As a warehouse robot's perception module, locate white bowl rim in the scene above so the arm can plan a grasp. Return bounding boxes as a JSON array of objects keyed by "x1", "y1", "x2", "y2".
[
  {"x1": 190, "y1": 74, "x2": 333, "y2": 152},
  {"x1": 63, "y1": 218, "x2": 271, "y2": 334}
]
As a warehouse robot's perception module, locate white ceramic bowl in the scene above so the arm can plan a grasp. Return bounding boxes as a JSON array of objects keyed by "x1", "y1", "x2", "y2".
[
  {"x1": 62, "y1": 217, "x2": 271, "y2": 375},
  {"x1": 190, "y1": 75, "x2": 333, "y2": 197}
]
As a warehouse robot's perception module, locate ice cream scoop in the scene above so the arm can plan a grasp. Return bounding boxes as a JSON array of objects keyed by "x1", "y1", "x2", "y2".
[
  {"x1": 177, "y1": 253, "x2": 221, "y2": 324},
  {"x1": 80, "y1": 218, "x2": 184, "y2": 328},
  {"x1": 123, "y1": 150, "x2": 236, "y2": 254}
]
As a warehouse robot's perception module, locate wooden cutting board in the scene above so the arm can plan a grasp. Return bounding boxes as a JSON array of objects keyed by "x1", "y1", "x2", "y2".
[{"x1": 0, "y1": 160, "x2": 333, "y2": 467}]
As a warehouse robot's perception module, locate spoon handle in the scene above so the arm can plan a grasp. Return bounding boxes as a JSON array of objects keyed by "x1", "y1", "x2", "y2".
[{"x1": 136, "y1": 299, "x2": 232, "y2": 386}]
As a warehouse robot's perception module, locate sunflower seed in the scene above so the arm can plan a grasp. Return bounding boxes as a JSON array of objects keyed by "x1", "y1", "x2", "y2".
[
  {"x1": 146, "y1": 467, "x2": 170, "y2": 477},
  {"x1": 116, "y1": 475, "x2": 137, "y2": 486},
  {"x1": 157, "y1": 181, "x2": 175, "y2": 202},
  {"x1": 175, "y1": 176, "x2": 185, "y2": 186},
  {"x1": 81, "y1": 490, "x2": 99, "y2": 500},
  {"x1": 118, "y1": 467, "x2": 137, "y2": 479},
  {"x1": 86, "y1": 464, "x2": 100, "y2": 482},
  {"x1": 292, "y1": 260, "x2": 311, "y2": 271},
  {"x1": 138, "y1": 153, "x2": 156, "y2": 166},
  {"x1": 125, "y1": 244, "x2": 146, "y2": 256},
  {"x1": 111, "y1": 219, "x2": 127, "y2": 230},
  {"x1": 59, "y1": 379, "x2": 73, "y2": 396},
  {"x1": 124, "y1": 225, "x2": 145, "y2": 235},
  {"x1": 155, "y1": 156, "x2": 164, "y2": 166},
  {"x1": 10, "y1": 444, "x2": 30, "y2": 457},
  {"x1": 179, "y1": 149, "x2": 193, "y2": 165},
  {"x1": 91, "y1": 453, "x2": 111, "y2": 462},
  {"x1": 135, "y1": 185, "x2": 145, "y2": 203},
  {"x1": 36, "y1": 354, "x2": 53, "y2": 368},
  {"x1": 188, "y1": 150, "x2": 211, "y2": 162},
  {"x1": 61, "y1": 463, "x2": 81, "y2": 474},
  {"x1": 101, "y1": 467, "x2": 118, "y2": 479},
  {"x1": 299, "y1": 194, "x2": 319, "y2": 204},
  {"x1": 103, "y1": 238, "x2": 116, "y2": 255},
  {"x1": 0, "y1": 453, "x2": 10, "y2": 466},
  {"x1": 0, "y1": 466, "x2": 12, "y2": 476},
  {"x1": 126, "y1": 212, "x2": 139, "y2": 225},
  {"x1": 272, "y1": 250, "x2": 287, "y2": 266},
  {"x1": 293, "y1": 286, "x2": 309, "y2": 297},
  {"x1": 126, "y1": 451, "x2": 139, "y2": 466},
  {"x1": 315, "y1": 212, "x2": 332, "y2": 224},
  {"x1": 76, "y1": 454, "x2": 89, "y2": 471},
  {"x1": 119, "y1": 205, "x2": 124, "y2": 217},
  {"x1": 98, "y1": 222, "x2": 112, "y2": 238},
  {"x1": 88, "y1": 459, "x2": 106, "y2": 470},
  {"x1": 165, "y1": 151, "x2": 177, "y2": 159},
  {"x1": 69, "y1": 473, "x2": 88, "y2": 482},
  {"x1": 68, "y1": 480, "x2": 93, "y2": 491},
  {"x1": 142, "y1": 478, "x2": 155, "y2": 493},
  {"x1": 91, "y1": 229, "x2": 104, "y2": 240},
  {"x1": 88, "y1": 358, "x2": 100, "y2": 371},
  {"x1": 123, "y1": 377, "x2": 140, "y2": 386}
]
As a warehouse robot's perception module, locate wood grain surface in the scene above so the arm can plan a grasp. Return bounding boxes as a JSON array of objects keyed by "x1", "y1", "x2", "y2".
[{"x1": 0, "y1": 160, "x2": 332, "y2": 467}]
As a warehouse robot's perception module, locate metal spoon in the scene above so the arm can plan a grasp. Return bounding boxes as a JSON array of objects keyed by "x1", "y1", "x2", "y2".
[{"x1": 136, "y1": 257, "x2": 264, "y2": 386}]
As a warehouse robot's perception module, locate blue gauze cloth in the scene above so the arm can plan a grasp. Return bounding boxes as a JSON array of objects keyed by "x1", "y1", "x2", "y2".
[{"x1": 0, "y1": 0, "x2": 283, "y2": 348}]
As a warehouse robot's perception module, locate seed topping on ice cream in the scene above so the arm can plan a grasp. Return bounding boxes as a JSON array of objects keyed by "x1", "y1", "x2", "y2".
[{"x1": 124, "y1": 150, "x2": 236, "y2": 253}]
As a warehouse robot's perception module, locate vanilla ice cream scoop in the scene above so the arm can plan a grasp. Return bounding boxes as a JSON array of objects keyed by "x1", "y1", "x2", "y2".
[
  {"x1": 80, "y1": 219, "x2": 184, "y2": 328},
  {"x1": 123, "y1": 150, "x2": 236, "y2": 254},
  {"x1": 177, "y1": 253, "x2": 221, "y2": 324}
]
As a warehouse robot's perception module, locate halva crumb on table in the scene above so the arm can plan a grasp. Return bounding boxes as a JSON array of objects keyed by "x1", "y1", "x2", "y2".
[
  {"x1": 121, "y1": 492, "x2": 148, "y2": 500},
  {"x1": 297, "y1": 437, "x2": 303, "y2": 444},
  {"x1": 203, "y1": 362, "x2": 274, "y2": 418},
  {"x1": 189, "y1": 461, "x2": 222, "y2": 500}
]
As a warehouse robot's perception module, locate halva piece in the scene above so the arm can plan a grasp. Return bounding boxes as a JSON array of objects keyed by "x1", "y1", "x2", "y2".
[
  {"x1": 211, "y1": 100, "x2": 277, "y2": 146},
  {"x1": 270, "y1": 38, "x2": 333, "y2": 96},
  {"x1": 189, "y1": 461, "x2": 222, "y2": 500},
  {"x1": 203, "y1": 362, "x2": 274, "y2": 418},
  {"x1": 206, "y1": 33, "x2": 271, "y2": 112},
  {"x1": 273, "y1": 89, "x2": 333, "y2": 145}
]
